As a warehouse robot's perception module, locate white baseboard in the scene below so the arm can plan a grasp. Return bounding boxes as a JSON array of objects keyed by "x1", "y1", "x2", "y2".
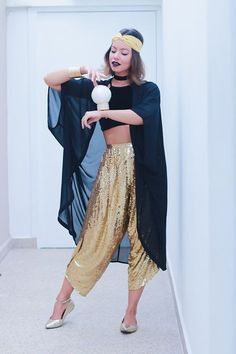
[
  {"x1": 0, "y1": 238, "x2": 14, "y2": 262},
  {"x1": 0, "y1": 238, "x2": 37, "y2": 263},
  {"x1": 12, "y1": 238, "x2": 37, "y2": 248},
  {"x1": 167, "y1": 256, "x2": 192, "y2": 354}
]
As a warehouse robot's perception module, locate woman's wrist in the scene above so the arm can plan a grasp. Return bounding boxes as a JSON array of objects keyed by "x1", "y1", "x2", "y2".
[
  {"x1": 67, "y1": 66, "x2": 82, "y2": 78},
  {"x1": 79, "y1": 66, "x2": 87, "y2": 75},
  {"x1": 67, "y1": 66, "x2": 89, "y2": 78}
]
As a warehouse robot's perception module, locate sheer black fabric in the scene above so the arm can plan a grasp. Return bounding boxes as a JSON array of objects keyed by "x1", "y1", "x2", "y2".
[
  {"x1": 48, "y1": 79, "x2": 101, "y2": 237},
  {"x1": 48, "y1": 78, "x2": 167, "y2": 270}
]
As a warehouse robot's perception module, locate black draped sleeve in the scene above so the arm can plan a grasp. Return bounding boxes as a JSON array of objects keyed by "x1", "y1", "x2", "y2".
[
  {"x1": 48, "y1": 78, "x2": 105, "y2": 242},
  {"x1": 130, "y1": 82, "x2": 168, "y2": 270}
]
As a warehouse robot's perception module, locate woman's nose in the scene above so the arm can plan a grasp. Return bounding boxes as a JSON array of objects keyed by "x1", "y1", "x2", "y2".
[{"x1": 113, "y1": 52, "x2": 120, "y2": 60}]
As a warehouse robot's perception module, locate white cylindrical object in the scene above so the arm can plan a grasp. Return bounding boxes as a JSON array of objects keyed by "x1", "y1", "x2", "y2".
[{"x1": 91, "y1": 85, "x2": 112, "y2": 110}]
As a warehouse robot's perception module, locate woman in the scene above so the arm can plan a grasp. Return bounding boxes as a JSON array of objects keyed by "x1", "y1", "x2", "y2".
[{"x1": 44, "y1": 28, "x2": 167, "y2": 333}]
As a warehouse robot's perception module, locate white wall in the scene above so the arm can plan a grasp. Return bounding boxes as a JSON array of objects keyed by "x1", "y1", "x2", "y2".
[
  {"x1": 7, "y1": 8, "x2": 32, "y2": 240},
  {"x1": 208, "y1": 1, "x2": 236, "y2": 353},
  {"x1": 0, "y1": 0, "x2": 10, "y2": 254},
  {"x1": 162, "y1": 0, "x2": 209, "y2": 352},
  {"x1": 162, "y1": 0, "x2": 236, "y2": 353}
]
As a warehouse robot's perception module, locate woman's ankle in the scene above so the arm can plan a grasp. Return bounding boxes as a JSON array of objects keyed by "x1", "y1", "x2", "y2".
[
  {"x1": 127, "y1": 304, "x2": 137, "y2": 313},
  {"x1": 125, "y1": 308, "x2": 137, "y2": 317},
  {"x1": 56, "y1": 289, "x2": 73, "y2": 302},
  {"x1": 56, "y1": 297, "x2": 71, "y2": 303}
]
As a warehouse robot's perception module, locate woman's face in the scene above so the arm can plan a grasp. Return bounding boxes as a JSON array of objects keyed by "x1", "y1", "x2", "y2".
[{"x1": 109, "y1": 40, "x2": 132, "y2": 75}]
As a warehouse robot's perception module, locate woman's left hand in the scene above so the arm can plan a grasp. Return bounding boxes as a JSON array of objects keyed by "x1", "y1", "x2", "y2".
[{"x1": 81, "y1": 110, "x2": 103, "y2": 129}]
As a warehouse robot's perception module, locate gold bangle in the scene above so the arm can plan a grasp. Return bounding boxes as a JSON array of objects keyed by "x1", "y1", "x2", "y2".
[{"x1": 68, "y1": 66, "x2": 82, "y2": 78}]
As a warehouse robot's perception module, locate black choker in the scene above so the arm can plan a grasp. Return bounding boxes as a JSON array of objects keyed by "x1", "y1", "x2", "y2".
[{"x1": 113, "y1": 74, "x2": 129, "y2": 81}]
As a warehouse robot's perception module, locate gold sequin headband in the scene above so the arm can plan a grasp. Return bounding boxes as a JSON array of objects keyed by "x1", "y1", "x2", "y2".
[{"x1": 112, "y1": 33, "x2": 143, "y2": 52}]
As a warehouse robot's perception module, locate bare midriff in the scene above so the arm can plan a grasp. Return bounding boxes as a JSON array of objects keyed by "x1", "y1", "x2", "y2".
[{"x1": 103, "y1": 125, "x2": 131, "y2": 145}]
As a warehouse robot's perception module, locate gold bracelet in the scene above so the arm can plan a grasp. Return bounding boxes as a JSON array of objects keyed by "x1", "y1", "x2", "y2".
[{"x1": 68, "y1": 66, "x2": 82, "y2": 78}]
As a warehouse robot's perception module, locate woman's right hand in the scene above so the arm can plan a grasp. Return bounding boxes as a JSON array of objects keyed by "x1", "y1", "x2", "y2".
[{"x1": 81, "y1": 66, "x2": 107, "y2": 86}]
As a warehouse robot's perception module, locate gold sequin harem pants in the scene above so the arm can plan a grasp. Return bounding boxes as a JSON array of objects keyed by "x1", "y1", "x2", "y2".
[{"x1": 65, "y1": 143, "x2": 158, "y2": 296}]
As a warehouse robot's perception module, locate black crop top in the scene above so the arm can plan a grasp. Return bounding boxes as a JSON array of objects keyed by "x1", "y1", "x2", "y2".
[{"x1": 99, "y1": 84, "x2": 132, "y2": 131}]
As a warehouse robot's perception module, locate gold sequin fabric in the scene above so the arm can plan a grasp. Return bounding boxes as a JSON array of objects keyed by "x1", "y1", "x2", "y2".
[{"x1": 65, "y1": 143, "x2": 158, "y2": 296}]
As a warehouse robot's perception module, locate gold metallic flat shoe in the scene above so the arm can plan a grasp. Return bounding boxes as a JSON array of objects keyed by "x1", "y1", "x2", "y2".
[
  {"x1": 120, "y1": 319, "x2": 138, "y2": 334},
  {"x1": 45, "y1": 298, "x2": 75, "y2": 329}
]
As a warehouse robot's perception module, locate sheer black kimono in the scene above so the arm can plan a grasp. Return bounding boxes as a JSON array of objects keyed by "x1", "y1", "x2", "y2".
[{"x1": 48, "y1": 78, "x2": 167, "y2": 271}]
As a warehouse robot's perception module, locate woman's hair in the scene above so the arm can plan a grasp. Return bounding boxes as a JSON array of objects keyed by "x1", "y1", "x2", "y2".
[{"x1": 104, "y1": 28, "x2": 145, "y2": 85}]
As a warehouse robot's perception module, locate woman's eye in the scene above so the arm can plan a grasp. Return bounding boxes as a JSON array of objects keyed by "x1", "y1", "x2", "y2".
[
  {"x1": 111, "y1": 50, "x2": 116, "y2": 53},
  {"x1": 122, "y1": 53, "x2": 128, "y2": 56}
]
